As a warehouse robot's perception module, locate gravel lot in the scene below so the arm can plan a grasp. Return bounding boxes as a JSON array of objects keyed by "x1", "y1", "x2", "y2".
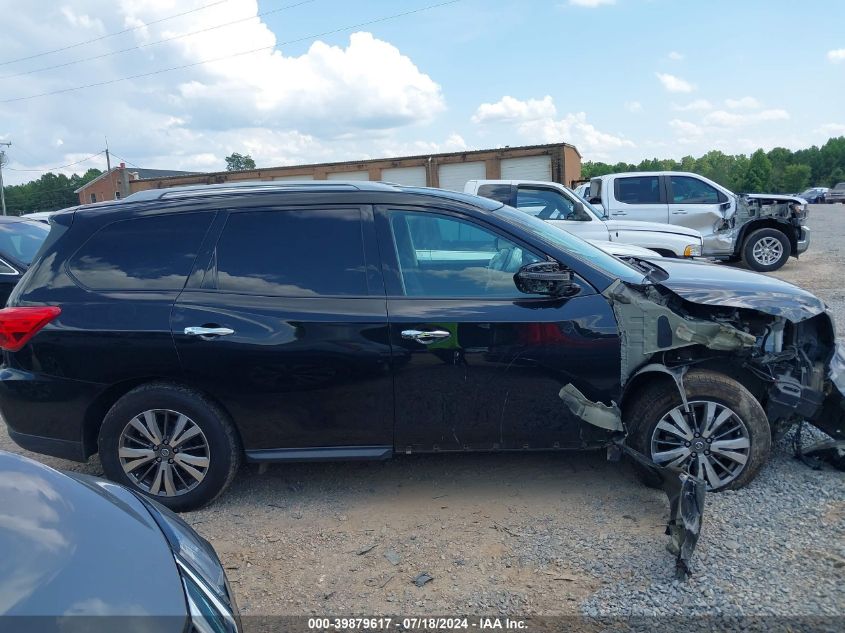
[{"x1": 1, "y1": 204, "x2": 843, "y2": 626}]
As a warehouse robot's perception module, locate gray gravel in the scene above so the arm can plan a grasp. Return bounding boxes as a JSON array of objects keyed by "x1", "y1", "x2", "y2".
[{"x1": 0, "y1": 205, "x2": 842, "y2": 625}]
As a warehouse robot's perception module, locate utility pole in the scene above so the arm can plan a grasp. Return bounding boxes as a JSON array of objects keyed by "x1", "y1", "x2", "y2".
[
  {"x1": 105, "y1": 137, "x2": 111, "y2": 172},
  {"x1": 0, "y1": 141, "x2": 11, "y2": 216}
]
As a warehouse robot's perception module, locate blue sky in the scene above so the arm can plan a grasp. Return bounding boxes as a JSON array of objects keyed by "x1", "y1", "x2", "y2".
[{"x1": 1, "y1": 0, "x2": 843, "y2": 185}]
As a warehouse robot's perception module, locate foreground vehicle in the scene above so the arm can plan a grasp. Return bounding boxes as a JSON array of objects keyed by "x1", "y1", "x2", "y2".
[
  {"x1": 588, "y1": 171, "x2": 810, "y2": 271},
  {"x1": 465, "y1": 179, "x2": 703, "y2": 258},
  {"x1": 0, "y1": 216, "x2": 49, "y2": 305},
  {"x1": 1, "y1": 182, "x2": 843, "y2": 573},
  {"x1": 0, "y1": 450, "x2": 240, "y2": 632}
]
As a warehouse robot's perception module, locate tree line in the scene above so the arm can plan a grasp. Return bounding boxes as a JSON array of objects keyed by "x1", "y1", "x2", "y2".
[
  {"x1": 582, "y1": 136, "x2": 845, "y2": 194},
  {"x1": 2, "y1": 168, "x2": 102, "y2": 215}
]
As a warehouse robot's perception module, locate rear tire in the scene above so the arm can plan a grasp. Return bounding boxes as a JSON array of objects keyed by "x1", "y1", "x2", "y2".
[
  {"x1": 742, "y1": 228, "x2": 791, "y2": 272},
  {"x1": 626, "y1": 370, "x2": 771, "y2": 491},
  {"x1": 99, "y1": 383, "x2": 241, "y2": 512}
]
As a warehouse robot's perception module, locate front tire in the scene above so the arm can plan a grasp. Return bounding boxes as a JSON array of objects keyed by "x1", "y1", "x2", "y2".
[
  {"x1": 742, "y1": 227, "x2": 791, "y2": 272},
  {"x1": 99, "y1": 383, "x2": 241, "y2": 512},
  {"x1": 626, "y1": 370, "x2": 771, "y2": 491}
]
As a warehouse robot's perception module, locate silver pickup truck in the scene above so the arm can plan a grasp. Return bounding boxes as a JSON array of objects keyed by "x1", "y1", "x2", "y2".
[{"x1": 588, "y1": 171, "x2": 810, "y2": 271}]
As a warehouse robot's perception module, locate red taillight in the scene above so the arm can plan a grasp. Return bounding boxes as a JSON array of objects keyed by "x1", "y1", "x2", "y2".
[{"x1": 0, "y1": 306, "x2": 61, "y2": 352}]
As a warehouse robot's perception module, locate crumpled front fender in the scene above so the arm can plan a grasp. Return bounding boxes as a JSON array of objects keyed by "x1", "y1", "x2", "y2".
[{"x1": 620, "y1": 444, "x2": 707, "y2": 580}]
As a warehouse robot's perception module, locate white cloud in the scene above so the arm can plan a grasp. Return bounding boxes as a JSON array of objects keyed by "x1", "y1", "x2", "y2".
[
  {"x1": 472, "y1": 96, "x2": 633, "y2": 161},
  {"x1": 672, "y1": 99, "x2": 712, "y2": 112},
  {"x1": 725, "y1": 96, "x2": 761, "y2": 109},
  {"x1": 669, "y1": 119, "x2": 704, "y2": 137},
  {"x1": 0, "y1": 1, "x2": 449, "y2": 186},
  {"x1": 471, "y1": 96, "x2": 556, "y2": 124},
  {"x1": 703, "y1": 109, "x2": 789, "y2": 127},
  {"x1": 655, "y1": 72, "x2": 695, "y2": 93},
  {"x1": 816, "y1": 123, "x2": 845, "y2": 136},
  {"x1": 668, "y1": 51, "x2": 684, "y2": 61},
  {"x1": 827, "y1": 49, "x2": 845, "y2": 63},
  {"x1": 566, "y1": 0, "x2": 615, "y2": 7},
  {"x1": 624, "y1": 101, "x2": 643, "y2": 113}
]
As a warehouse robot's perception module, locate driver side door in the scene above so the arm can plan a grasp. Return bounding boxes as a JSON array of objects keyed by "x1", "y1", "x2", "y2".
[
  {"x1": 514, "y1": 185, "x2": 610, "y2": 242},
  {"x1": 375, "y1": 205, "x2": 621, "y2": 453}
]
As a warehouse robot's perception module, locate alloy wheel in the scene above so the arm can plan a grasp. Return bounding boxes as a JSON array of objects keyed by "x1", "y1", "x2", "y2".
[
  {"x1": 751, "y1": 236, "x2": 784, "y2": 267},
  {"x1": 118, "y1": 409, "x2": 210, "y2": 497},
  {"x1": 650, "y1": 400, "x2": 751, "y2": 490}
]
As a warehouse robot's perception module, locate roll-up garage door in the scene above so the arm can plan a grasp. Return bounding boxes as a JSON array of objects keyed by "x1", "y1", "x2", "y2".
[
  {"x1": 500, "y1": 155, "x2": 552, "y2": 181},
  {"x1": 381, "y1": 166, "x2": 427, "y2": 187},
  {"x1": 437, "y1": 161, "x2": 486, "y2": 191},
  {"x1": 327, "y1": 170, "x2": 369, "y2": 181}
]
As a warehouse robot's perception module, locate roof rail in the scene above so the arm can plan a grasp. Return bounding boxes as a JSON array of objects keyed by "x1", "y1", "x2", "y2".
[{"x1": 123, "y1": 179, "x2": 400, "y2": 202}]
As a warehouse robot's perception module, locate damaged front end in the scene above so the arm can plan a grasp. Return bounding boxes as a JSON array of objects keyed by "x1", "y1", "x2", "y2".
[{"x1": 557, "y1": 264, "x2": 845, "y2": 579}]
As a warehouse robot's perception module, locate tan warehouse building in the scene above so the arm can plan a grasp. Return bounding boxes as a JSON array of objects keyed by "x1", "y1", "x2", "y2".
[{"x1": 76, "y1": 142, "x2": 581, "y2": 204}]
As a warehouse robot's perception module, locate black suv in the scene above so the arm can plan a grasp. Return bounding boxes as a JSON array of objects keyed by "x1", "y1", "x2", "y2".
[{"x1": 1, "y1": 182, "x2": 843, "y2": 517}]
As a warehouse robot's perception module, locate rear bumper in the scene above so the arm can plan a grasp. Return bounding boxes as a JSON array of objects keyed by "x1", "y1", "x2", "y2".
[{"x1": 0, "y1": 366, "x2": 104, "y2": 462}]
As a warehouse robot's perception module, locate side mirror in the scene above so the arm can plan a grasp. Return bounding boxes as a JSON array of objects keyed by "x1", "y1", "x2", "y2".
[
  {"x1": 572, "y1": 201, "x2": 591, "y2": 221},
  {"x1": 514, "y1": 262, "x2": 579, "y2": 296}
]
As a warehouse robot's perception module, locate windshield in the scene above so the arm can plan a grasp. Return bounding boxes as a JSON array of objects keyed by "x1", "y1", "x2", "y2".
[
  {"x1": 493, "y1": 204, "x2": 646, "y2": 283},
  {"x1": 0, "y1": 221, "x2": 49, "y2": 265}
]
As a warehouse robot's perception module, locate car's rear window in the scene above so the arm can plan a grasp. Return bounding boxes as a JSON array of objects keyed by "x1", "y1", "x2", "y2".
[
  {"x1": 0, "y1": 221, "x2": 49, "y2": 265},
  {"x1": 68, "y1": 213, "x2": 213, "y2": 291}
]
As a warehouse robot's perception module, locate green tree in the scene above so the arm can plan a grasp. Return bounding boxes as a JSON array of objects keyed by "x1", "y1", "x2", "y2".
[
  {"x1": 225, "y1": 153, "x2": 256, "y2": 171},
  {"x1": 781, "y1": 164, "x2": 811, "y2": 193},
  {"x1": 2, "y1": 168, "x2": 102, "y2": 215}
]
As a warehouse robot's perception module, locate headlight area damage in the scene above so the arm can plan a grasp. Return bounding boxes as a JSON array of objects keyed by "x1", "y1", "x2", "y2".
[
  {"x1": 558, "y1": 277, "x2": 845, "y2": 579},
  {"x1": 714, "y1": 195, "x2": 808, "y2": 244}
]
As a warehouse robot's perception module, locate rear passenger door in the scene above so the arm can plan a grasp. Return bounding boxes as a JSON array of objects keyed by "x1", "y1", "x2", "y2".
[
  {"x1": 608, "y1": 175, "x2": 669, "y2": 223},
  {"x1": 170, "y1": 205, "x2": 394, "y2": 459}
]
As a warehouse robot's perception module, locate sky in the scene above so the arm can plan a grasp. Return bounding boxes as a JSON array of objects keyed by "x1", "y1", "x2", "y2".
[{"x1": 1, "y1": 0, "x2": 844, "y2": 186}]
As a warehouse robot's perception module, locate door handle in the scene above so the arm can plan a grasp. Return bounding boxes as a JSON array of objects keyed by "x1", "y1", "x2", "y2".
[
  {"x1": 184, "y1": 326, "x2": 235, "y2": 338},
  {"x1": 673, "y1": 210, "x2": 688, "y2": 215},
  {"x1": 612, "y1": 211, "x2": 627, "y2": 216},
  {"x1": 401, "y1": 329, "x2": 451, "y2": 344}
]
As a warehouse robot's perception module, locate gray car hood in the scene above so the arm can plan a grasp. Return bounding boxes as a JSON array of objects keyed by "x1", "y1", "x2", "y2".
[
  {"x1": 650, "y1": 258, "x2": 826, "y2": 322},
  {"x1": 0, "y1": 452, "x2": 186, "y2": 629}
]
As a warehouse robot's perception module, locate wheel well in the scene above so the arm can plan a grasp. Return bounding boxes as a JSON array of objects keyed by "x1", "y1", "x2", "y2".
[
  {"x1": 739, "y1": 220, "x2": 797, "y2": 254},
  {"x1": 650, "y1": 248, "x2": 677, "y2": 258},
  {"x1": 620, "y1": 359, "x2": 768, "y2": 422},
  {"x1": 82, "y1": 378, "x2": 242, "y2": 458}
]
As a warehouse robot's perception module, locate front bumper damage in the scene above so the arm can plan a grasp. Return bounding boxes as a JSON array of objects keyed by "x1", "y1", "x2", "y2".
[{"x1": 620, "y1": 444, "x2": 706, "y2": 580}]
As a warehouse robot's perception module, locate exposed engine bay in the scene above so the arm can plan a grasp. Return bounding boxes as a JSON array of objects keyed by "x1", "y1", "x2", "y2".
[{"x1": 715, "y1": 194, "x2": 808, "y2": 236}]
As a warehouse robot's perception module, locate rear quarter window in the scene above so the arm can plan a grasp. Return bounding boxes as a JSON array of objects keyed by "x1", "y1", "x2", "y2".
[{"x1": 68, "y1": 213, "x2": 213, "y2": 291}]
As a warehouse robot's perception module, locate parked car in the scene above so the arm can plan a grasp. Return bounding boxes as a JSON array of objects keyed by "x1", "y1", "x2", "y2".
[
  {"x1": 0, "y1": 216, "x2": 49, "y2": 305},
  {"x1": 587, "y1": 172, "x2": 810, "y2": 271},
  {"x1": 465, "y1": 179, "x2": 703, "y2": 258},
  {"x1": 1, "y1": 181, "x2": 843, "y2": 577},
  {"x1": 826, "y1": 182, "x2": 845, "y2": 204},
  {"x1": 573, "y1": 182, "x2": 591, "y2": 199},
  {"x1": 798, "y1": 187, "x2": 828, "y2": 204},
  {"x1": 0, "y1": 450, "x2": 240, "y2": 632},
  {"x1": 22, "y1": 211, "x2": 57, "y2": 224},
  {"x1": 587, "y1": 239, "x2": 661, "y2": 258}
]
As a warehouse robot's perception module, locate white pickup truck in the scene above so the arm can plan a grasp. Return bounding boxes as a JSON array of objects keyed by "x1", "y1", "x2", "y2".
[
  {"x1": 587, "y1": 171, "x2": 810, "y2": 271},
  {"x1": 464, "y1": 179, "x2": 702, "y2": 258}
]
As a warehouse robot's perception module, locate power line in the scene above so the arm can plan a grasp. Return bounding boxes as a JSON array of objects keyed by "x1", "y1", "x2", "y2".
[
  {"x1": 0, "y1": 0, "x2": 233, "y2": 67},
  {"x1": 5, "y1": 151, "x2": 106, "y2": 173},
  {"x1": 0, "y1": 0, "x2": 461, "y2": 104},
  {"x1": 0, "y1": 0, "x2": 315, "y2": 80},
  {"x1": 107, "y1": 152, "x2": 140, "y2": 169}
]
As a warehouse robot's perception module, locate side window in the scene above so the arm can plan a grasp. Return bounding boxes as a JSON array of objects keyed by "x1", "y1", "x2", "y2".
[
  {"x1": 216, "y1": 209, "x2": 368, "y2": 297},
  {"x1": 388, "y1": 209, "x2": 542, "y2": 298},
  {"x1": 69, "y1": 213, "x2": 213, "y2": 291},
  {"x1": 476, "y1": 184, "x2": 513, "y2": 205},
  {"x1": 0, "y1": 259, "x2": 17, "y2": 275},
  {"x1": 516, "y1": 186, "x2": 578, "y2": 220},
  {"x1": 614, "y1": 176, "x2": 661, "y2": 204},
  {"x1": 670, "y1": 176, "x2": 721, "y2": 204}
]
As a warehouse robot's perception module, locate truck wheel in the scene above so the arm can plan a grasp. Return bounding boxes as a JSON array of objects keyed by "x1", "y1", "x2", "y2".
[
  {"x1": 742, "y1": 228, "x2": 791, "y2": 272},
  {"x1": 99, "y1": 383, "x2": 242, "y2": 512},
  {"x1": 626, "y1": 370, "x2": 771, "y2": 491}
]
